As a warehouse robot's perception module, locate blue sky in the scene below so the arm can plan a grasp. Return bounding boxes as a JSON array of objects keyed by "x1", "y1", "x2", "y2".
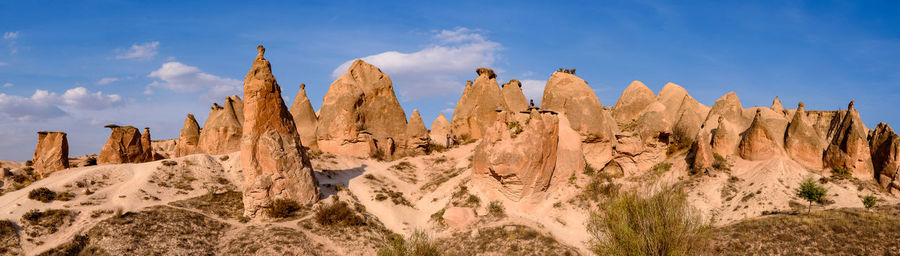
[{"x1": 1, "y1": 1, "x2": 899, "y2": 161}]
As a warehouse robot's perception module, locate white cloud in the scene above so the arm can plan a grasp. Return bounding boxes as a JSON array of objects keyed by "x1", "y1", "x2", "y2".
[
  {"x1": 147, "y1": 61, "x2": 241, "y2": 99},
  {"x1": 96, "y1": 77, "x2": 119, "y2": 85},
  {"x1": 0, "y1": 61, "x2": 7, "y2": 66},
  {"x1": 521, "y1": 79, "x2": 546, "y2": 105},
  {"x1": 0, "y1": 87, "x2": 124, "y2": 121},
  {"x1": 331, "y1": 27, "x2": 502, "y2": 99},
  {"x1": 61, "y1": 87, "x2": 124, "y2": 110},
  {"x1": 2, "y1": 83, "x2": 12, "y2": 87},
  {"x1": 116, "y1": 41, "x2": 159, "y2": 60},
  {"x1": 3, "y1": 32, "x2": 18, "y2": 40}
]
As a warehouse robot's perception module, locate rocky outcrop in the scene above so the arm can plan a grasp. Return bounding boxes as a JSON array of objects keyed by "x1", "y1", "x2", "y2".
[
  {"x1": 823, "y1": 101, "x2": 873, "y2": 177},
  {"x1": 738, "y1": 109, "x2": 783, "y2": 161},
  {"x1": 501, "y1": 79, "x2": 528, "y2": 112},
  {"x1": 634, "y1": 102, "x2": 671, "y2": 144},
  {"x1": 229, "y1": 95, "x2": 245, "y2": 125},
  {"x1": 450, "y1": 68, "x2": 510, "y2": 140},
  {"x1": 870, "y1": 123, "x2": 900, "y2": 190},
  {"x1": 141, "y1": 128, "x2": 153, "y2": 162},
  {"x1": 706, "y1": 92, "x2": 746, "y2": 127},
  {"x1": 32, "y1": 131, "x2": 68, "y2": 177},
  {"x1": 289, "y1": 83, "x2": 319, "y2": 151},
  {"x1": 541, "y1": 71, "x2": 617, "y2": 168},
  {"x1": 174, "y1": 114, "x2": 202, "y2": 157},
  {"x1": 771, "y1": 96, "x2": 785, "y2": 115},
  {"x1": 689, "y1": 129, "x2": 714, "y2": 171},
  {"x1": 316, "y1": 59, "x2": 408, "y2": 158},
  {"x1": 151, "y1": 139, "x2": 176, "y2": 160},
  {"x1": 429, "y1": 113, "x2": 451, "y2": 147},
  {"x1": 711, "y1": 116, "x2": 739, "y2": 157},
  {"x1": 241, "y1": 45, "x2": 320, "y2": 218},
  {"x1": 406, "y1": 109, "x2": 429, "y2": 153},
  {"x1": 784, "y1": 102, "x2": 825, "y2": 169},
  {"x1": 98, "y1": 125, "x2": 149, "y2": 164},
  {"x1": 613, "y1": 80, "x2": 657, "y2": 124},
  {"x1": 198, "y1": 98, "x2": 243, "y2": 155},
  {"x1": 657, "y1": 83, "x2": 711, "y2": 145}
]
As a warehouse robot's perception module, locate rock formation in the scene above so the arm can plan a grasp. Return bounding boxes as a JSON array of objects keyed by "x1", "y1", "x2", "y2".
[
  {"x1": 98, "y1": 125, "x2": 148, "y2": 164},
  {"x1": 198, "y1": 98, "x2": 242, "y2": 155},
  {"x1": 289, "y1": 83, "x2": 319, "y2": 151},
  {"x1": 141, "y1": 128, "x2": 153, "y2": 162},
  {"x1": 450, "y1": 68, "x2": 510, "y2": 140},
  {"x1": 689, "y1": 129, "x2": 714, "y2": 171},
  {"x1": 241, "y1": 45, "x2": 320, "y2": 218},
  {"x1": 784, "y1": 102, "x2": 825, "y2": 169},
  {"x1": 541, "y1": 71, "x2": 617, "y2": 167},
  {"x1": 634, "y1": 102, "x2": 671, "y2": 144},
  {"x1": 406, "y1": 109, "x2": 429, "y2": 153},
  {"x1": 501, "y1": 79, "x2": 528, "y2": 112},
  {"x1": 823, "y1": 101, "x2": 874, "y2": 177},
  {"x1": 706, "y1": 92, "x2": 746, "y2": 127},
  {"x1": 316, "y1": 59, "x2": 408, "y2": 158},
  {"x1": 151, "y1": 139, "x2": 176, "y2": 160},
  {"x1": 870, "y1": 123, "x2": 900, "y2": 190},
  {"x1": 429, "y1": 113, "x2": 451, "y2": 147},
  {"x1": 771, "y1": 96, "x2": 785, "y2": 115},
  {"x1": 657, "y1": 83, "x2": 710, "y2": 144},
  {"x1": 32, "y1": 131, "x2": 68, "y2": 177},
  {"x1": 613, "y1": 80, "x2": 657, "y2": 124},
  {"x1": 229, "y1": 95, "x2": 245, "y2": 124},
  {"x1": 711, "y1": 116, "x2": 739, "y2": 157},
  {"x1": 174, "y1": 114, "x2": 202, "y2": 157},
  {"x1": 738, "y1": 109, "x2": 783, "y2": 161}
]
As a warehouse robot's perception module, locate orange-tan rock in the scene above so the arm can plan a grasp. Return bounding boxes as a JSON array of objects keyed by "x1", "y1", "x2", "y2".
[
  {"x1": 823, "y1": 101, "x2": 874, "y2": 178},
  {"x1": 98, "y1": 125, "x2": 149, "y2": 164},
  {"x1": 541, "y1": 71, "x2": 617, "y2": 168},
  {"x1": 771, "y1": 96, "x2": 786, "y2": 115},
  {"x1": 706, "y1": 92, "x2": 746, "y2": 127},
  {"x1": 406, "y1": 109, "x2": 429, "y2": 153},
  {"x1": 613, "y1": 80, "x2": 657, "y2": 124},
  {"x1": 711, "y1": 116, "x2": 739, "y2": 157},
  {"x1": 140, "y1": 128, "x2": 153, "y2": 162},
  {"x1": 869, "y1": 122, "x2": 900, "y2": 189},
  {"x1": 229, "y1": 95, "x2": 245, "y2": 125},
  {"x1": 501, "y1": 79, "x2": 528, "y2": 112},
  {"x1": 429, "y1": 112, "x2": 451, "y2": 147},
  {"x1": 289, "y1": 83, "x2": 319, "y2": 151},
  {"x1": 738, "y1": 109, "x2": 783, "y2": 161},
  {"x1": 784, "y1": 102, "x2": 825, "y2": 169},
  {"x1": 198, "y1": 98, "x2": 242, "y2": 155},
  {"x1": 450, "y1": 68, "x2": 510, "y2": 140},
  {"x1": 32, "y1": 131, "x2": 68, "y2": 177},
  {"x1": 174, "y1": 114, "x2": 202, "y2": 157},
  {"x1": 241, "y1": 45, "x2": 320, "y2": 218}
]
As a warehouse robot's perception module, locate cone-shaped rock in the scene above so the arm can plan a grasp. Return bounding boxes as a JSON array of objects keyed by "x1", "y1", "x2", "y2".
[
  {"x1": 429, "y1": 112, "x2": 451, "y2": 147},
  {"x1": 869, "y1": 122, "x2": 900, "y2": 188},
  {"x1": 671, "y1": 94, "x2": 710, "y2": 144},
  {"x1": 689, "y1": 129, "x2": 714, "y2": 171},
  {"x1": 98, "y1": 125, "x2": 147, "y2": 164},
  {"x1": 785, "y1": 102, "x2": 824, "y2": 169},
  {"x1": 198, "y1": 98, "x2": 242, "y2": 155},
  {"x1": 501, "y1": 79, "x2": 528, "y2": 112},
  {"x1": 824, "y1": 101, "x2": 874, "y2": 177},
  {"x1": 141, "y1": 127, "x2": 153, "y2": 162},
  {"x1": 771, "y1": 96, "x2": 785, "y2": 114},
  {"x1": 450, "y1": 68, "x2": 510, "y2": 140},
  {"x1": 613, "y1": 80, "x2": 657, "y2": 124},
  {"x1": 711, "y1": 116, "x2": 739, "y2": 157},
  {"x1": 317, "y1": 59, "x2": 408, "y2": 158},
  {"x1": 241, "y1": 45, "x2": 320, "y2": 218},
  {"x1": 541, "y1": 71, "x2": 616, "y2": 142},
  {"x1": 706, "y1": 92, "x2": 746, "y2": 127},
  {"x1": 406, "y1": 109, "x2": 429, "y2": 152},
  {"x1": 229, "y1": 95, "x2": 245, "y2": 125},
  {"x1": 289, "y1": 83, "x2": 319, "y2": 151},
  {"x1": 635, "y1": 102, "x2": 671, "y2": 144},
  {"x1": 738, "y1": 109, "x2": 783, "y2": 161},
  {"x1": 174, "y1": 114, "x2": 202, "y2": 157},
  {"x1": 33, "y1": 131, "x2": 68, "y2": 177}
]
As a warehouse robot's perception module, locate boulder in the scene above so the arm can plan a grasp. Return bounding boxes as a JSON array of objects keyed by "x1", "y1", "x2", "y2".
[
  {"x1": 429, "y1": 112, "x2": 451, "y2": 147},
  {"x1": 141, "y1": 128, "x2": 153, "y2": 162},
  {"x1": 289, "y1": 83, "x2": 319, "y2": 151},
  {"x1": 869, "y1": 122, "x2": 900, "y2": 186},
  {"x1": 406, "y1": 109, "x2": 429, "y2": 153},
  {"x1": 98, "y1": 125, "x2": 148, "y2": 164},
  {"x1": 823, "y1": 101, "x2": 874, "y2": 178},
  {"x1": 450, "y1": 68, "x2": 510, "y2": 140},
  {"x1": 738, "y1": 109, "x2": 783, "y2": 161},
  {"x1": 198, "y1": 98, "x2": 243, "y2": 155},
  {"x1": 316, "y1": 59, "x2": 408, "y2": 158},
  {"x1": 501, "y1": 79, "x2": 528, "y2": 112},
  {"x1": 442, "y1": 207, "x2": 476, "y2": 230},
  {"x1": 784, "y1": 102, "x2": 825, "y2": 169},
  {"x1": 32, "y1": 131, "x2": 68, "y2": 177},
  {"x1": 241, "y1": 45, "x2": 320, "y2": 218},
  {"x1": 613, "y1": 80, "x2": 657, "y2": 124},
  {"x1": 174, "y1": 114, "x2": 202, "y2": 157}
]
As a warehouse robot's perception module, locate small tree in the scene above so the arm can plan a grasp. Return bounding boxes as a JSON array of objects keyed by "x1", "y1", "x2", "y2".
[
  {"x1": 862, "y1": 195, "x2": 877, "y2": 210},
  {"x1": 795, "y1": 178, "x2": 827, "y2": 214}
]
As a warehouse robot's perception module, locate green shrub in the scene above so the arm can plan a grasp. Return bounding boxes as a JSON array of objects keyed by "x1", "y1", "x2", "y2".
[
  {"x1": 712, "y1": 153, "x2": 729, "y2": 171},
  {"x1": 831, "y1": 166, "x2": 852, "y2": 179},
  {"x1": 588, "y1": 186, "x2": 710, "y2": 256},
  {"x1": 266, "y1": 199, "x2": 301, "y2": 218},
  {"x1": 796, "y1": 177, "x2": 828, "y2": 214},
  {"x1": 488, "y1": 201, "x2": 505, "y2": 218},
  {"x1": 557, "y1": 68, "x2": 576, "y2": 75},
  {"x1": 667, "y1": 139, "x2": 692, "y2": 155},
  {"x1": 651, "y1": 162, "x2": 672, "y2": 176},
  {"x1": 862, "y1": 195, "x2": 877, "y2": 209},
  {"x1": 85, "y1": 157, "x2": 97, "y2": 166},
  {"x1": 28, "y1": 187, "x2": 57, "y2": 203},
  {"x1": 314, "y1": 200, "x2": 364, "y2": 226},
  {"x1": 377, "y1": 230, "x2": 441, "y2": 256}
]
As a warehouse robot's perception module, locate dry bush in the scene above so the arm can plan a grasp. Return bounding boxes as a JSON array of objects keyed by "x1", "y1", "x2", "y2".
[
  {"x1": 28, "y1": 187, "x2": 57, "y2": 202},
  {"x1": 488, "y1": 201, "x2": 505, "y2": 218},
  {"x1": 588, "y1": 186, "x2": 710, "y2": 256},
  {"x1": 266, "y1": 198, "x2": 302, "y2": 219},
  {"x1": 314, "y1": 200, "x2": 365, "y2": 227},
  {"x1": 378, "y1": 230, "x2": 441, "y2": 256},
  {"x1": 21, "y1": 209, "x2": 77, "y2": 237},
  {"x1": 169, "y1": 190, "x2": 243, "y2": 219},
  {"x1": 0, "y1": 219, "x2": 20, "y2": 255},
  {"x1": 440, "y1": 225, "x2": 577, "y2": 255}
]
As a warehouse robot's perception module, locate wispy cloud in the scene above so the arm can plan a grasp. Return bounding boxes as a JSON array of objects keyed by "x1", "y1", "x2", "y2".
[
  {"x1": 0, "y1": 61, "x2": 7, "y2": 66},
  {"x1": 331, "y1": 27, "x2": 502, "y2": 99},
  {"x1": 3, "y1": 32, "x2": 18, "y2": 39},
  {"x1": 0, "y1": 87, "x2": 123, "y2": 121},
  {"x1": 96, "y1": 77, "x2": 119, "y2": 85},
  {"x1": 116, "y1": 41, "x2": 159, "y2": 60},
  {"x1": 147, "y1": 61, "x2": 241, "y2": 100},
  {"x1": 2, "y1": 83, "x2": 12, "y2": 87},
  {"x1": 3, "y1": 31, "x2": 18, "y2": 54}
]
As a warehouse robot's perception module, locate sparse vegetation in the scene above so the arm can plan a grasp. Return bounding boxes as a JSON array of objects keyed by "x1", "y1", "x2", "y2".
[
  {"x1": 712, "y1": 153, "x2": 730, "y2": 171},
  {"x1": 439, "y1": 225, "x2": 577, "y2": 255},
  {"x1": 450, "y1": 185, "x2": 481, "y2": 208},
  {"x1": 862, "y1": 195, "x2": 877, "y2": 209},
  {"x1": 85, "y1": 157, "x2": 97, "y2": 166},
  {"x1": 796, "y1": 177, "x2": 828, "y2": 214},
  {"x1": 667, "y1": 139, "x2": 692, "y2": 155},
  {"x1": 651, "y1": 162, "x2": 672, "y2": 176},
  {"x1": 488, "y1": 201, "x2": 505, "y2": 218},
  {"x1": 831, "y1": 166, "x2": 852, "y2": 180},
  {"x1": 314, "y1": 200, "x2": 365, "y2": 227},
  {"x1": 580, "y1": 172, "x2": 620, "y2": 203},
  {"x1": 374, "y1": 187, "x2": 413, "y2": 206},
  {"x1": 557, "y1": 68, "x2": 576, "y2": 74},
  {"x1": 21, "y1": 209, "x2": 77, "y2": 237},
  {"x1": 378, "y1": 230, "x2": 441, "y2": 256},
  {"x1": 161, "y1": 160, "x2": 178, "y2": 166},
  {"x1": 28, "y1": 187, "x2": 57, "y2": 202},
  {"x1": 169, "y1": 190, "x2": 244, "y2": 219},
  {"x1": 507, "y1": 121, "x2": 524, "y2": 137},
  {"x1": 267, "y1": 198, "x2": 302, "y2": 219},
  {"x1": 588, "y1": 186, "x2": 711, "y2": 256},
  {"x1": 0, "y1": 219, "x2": 20, "y2": 254}
]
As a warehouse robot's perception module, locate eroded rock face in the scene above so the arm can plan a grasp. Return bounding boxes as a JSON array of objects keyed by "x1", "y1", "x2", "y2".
[
  {"x1": 771, "y1": 96, "x2": 786, "y2": 115},
  {"x1": 229, "y1": 95, "x2": 245, "y2": 125},
  {"x1": 98, "y1": 125, "x2": 148, "y2": 164},
  {"x1": 501, "y1": 79, "x2": 529, "y2": 112},
  {"x1": 141, "y1": 128, "x2": 153, "y2": 162},
  {"x1": 706, "y1": 92, "x2": 746, "y2": 127},
  {"x1": 450, "y1": 68, "x2": 510, "y2": 140},
  {"x1": 711, "y1": 117, "x2": 739, "y2": 157},
  {"x1": 785, "y1": 102, "x2": 825, "y2": 169},
  {"x1": 33, "y1": 131, "x2": 68, "y2": 177},
  {"x1": 199, "y1": 98, "x2": 243, "y2": 155},
  {"x1": 823, "y1": 101, "x2": 874, "y2": 177},
  {"x1": 289, "y1": 83, "x2": 319, "y2": 151},
  {"x1": 613, "y1": 80, "x2": 657, "y2": 124},
  {"x1": 174, "y1": 114, "x2": 202, "y2": 157},
  {"x1": 429, "y1": 112, "x2": 451, "y2": 147},
  {"x1": 406, "y1": 109, "x2": 429, "y2": 153},
  {"x1": 241, "y1": 45, "x2": 320, "y2": 218},
  {"x1": 738, "y1": 109, "x2": 783, "y2": 161},
  {"x1": 541, "y1": 71, "x2": 617, "y2": 168},
  {"x1": 473, "y1": 110, "x2": 580, "y2": 201},
  {"x1": 870, "y1": 123, "x2": 900, "y2": 188},
  {"x1": 316, "y1": 59, "x2": 408, "y2": 158},
  {"x1": 689, "y1": 129, "x2": 714, "y2": 171}
]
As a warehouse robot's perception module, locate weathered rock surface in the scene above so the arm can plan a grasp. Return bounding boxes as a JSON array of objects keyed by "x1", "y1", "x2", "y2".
[
  {"x1": 738, "y1": 109, "x2": 783, "y2": 161},
  {"x1": 785, "y1": 102, "x2": 825, "y2": 169},
  {"x1": 151, "y1": 139, "x2": 176, "y2": 160},
  {"x1": 316, "y1": 59, "x2": 408, "y2": 158},
  {"x1": 406, "y1": 109, "x2": 429, "y2": 153},
  {"x1": 870, "y1": 123, "x2": 900, "y2": 189},
  {"x1": 289, "y1": 83, "x2": 319, "y2": 151},
  {"x1": 429, "y1": 112, "x2": 451, "y2": 147},
  {"x1": 711, "y1": 116, "x2": 739, "y2": 157},
  {"x1": 634, "y1": 102, "x2": 672, "y2": 144},
  {"x1": 823, "y1": 101, "x2": 874, "y2": 177},
  {"x1": 174, "y1": 114, "x2": 202, "y2": 157},
  {"x1": 32, "y1": 131, "x2": 68, "y2": 177},
  {"x1": 541, "y1": 71, "x2": 617, "y2": 168},
  {"x1": 241, "y1": 45, "x2": 320, "y2": 218},
  {"x1": 229, "y1": 95, "x2": 245, "y2": 125},
  {"x1": 443, "y1": 207, "x2": 476, "y2": 230},
  {"x1": 450, "y1": 68, "x2": 510, "y2": 140},
  {"x1": 141, "y1": 128, "x2": 153, "y2": 162},
  {"x1": 706, "y1": 92, "x2": 747, "y2": 127},
  {"x1": 771, "y1": 96, "x2": 786, "y2": 115},
  {"x1": 199, "y1": 98, "x2": 243, "y2": 155},
  {"x1": 98, "y1": 125, "x2": 149, "y2": 164},
  {"x1": 689, "y1": 129, "x2": 714, "y2": 171},
  {"x1": 501, "y1": 79, "x2": 528, "y2": 112},
  {"x1": 613, "y1": 80, "x2": 657, "y2": 124}
]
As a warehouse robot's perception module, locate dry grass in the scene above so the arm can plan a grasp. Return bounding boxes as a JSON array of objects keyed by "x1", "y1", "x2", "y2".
[
  {"x1": 449, "y1": 185, "x2": 480, "y2": 208},
  {"x1": 0, "y1": 219, "x2": 21, "y2": 255},
  {"x1": 27, "y1": 187, "x2": 74, "y2": 203},
  {"x1": 374, "y1": 187, "x2": 412, "y2": 207},
  {"x1": 219, "y1": 226, "x2": 321, "y2": 255},
  {"x1": 314, "y1": 200, "x2": 365, "y2": 227},
  {"x1": 21, "y1": 209, "x2": 77, "y2": 237},
  {"x1": 267, "y1": 198, "x2": 303, "y2": 219},
  {"x1": 168, "y1": 190, "x2": 243, "y2": 219},
  {"x1": 378, "y1": 230, "x2": 442, "y2": 256},
  {"x1": 439, "y1": 225, "x2": 577, "y2": 256}
]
